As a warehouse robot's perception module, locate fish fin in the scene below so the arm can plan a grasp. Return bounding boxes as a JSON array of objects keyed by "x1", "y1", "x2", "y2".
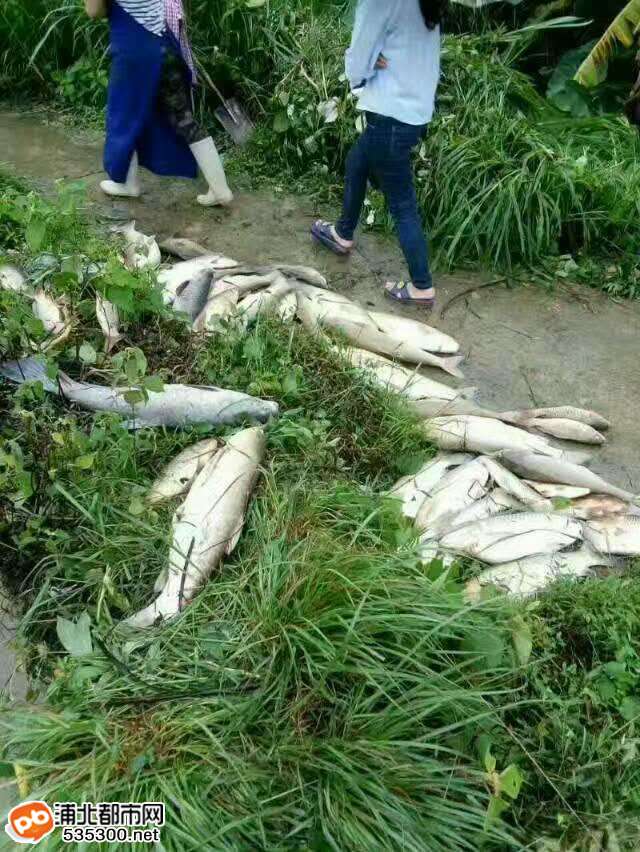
[
  {"x1": 441, "y1": 355, "x2": 465, "y2": 379},
  {"x1": 562, "y1": 450, "x2": 593, "y2": 465},
  {"x1": 0, "y1": 356, "x2": 60, "y2": 392}
]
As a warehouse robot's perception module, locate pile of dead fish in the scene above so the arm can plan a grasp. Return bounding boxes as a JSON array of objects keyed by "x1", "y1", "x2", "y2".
[{"x1": 2, "y1": 224, "x2": 639, "y2": 626}]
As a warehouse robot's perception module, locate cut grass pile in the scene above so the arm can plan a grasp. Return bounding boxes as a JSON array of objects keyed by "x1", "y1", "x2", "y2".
[{"x1": 2, "y1": 178, "x2": 640, "y2": 848}]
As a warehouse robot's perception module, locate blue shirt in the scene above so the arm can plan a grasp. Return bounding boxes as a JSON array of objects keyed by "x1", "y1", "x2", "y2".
[{"x1": 345, "y1": 0, "x2": 441, "y2": 126}]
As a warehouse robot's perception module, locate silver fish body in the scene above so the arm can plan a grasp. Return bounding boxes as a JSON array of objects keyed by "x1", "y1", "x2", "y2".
[
  {"x1": 275, "y1": 264, "x2": 327, "y2": 288},
  {"x1": 159, "y1": 255, "x2": 239, "y2": 304},
  {"x1": 193, "y1": 281, "x2": 240, "y2": 331},
  {"x1": 32, "y1": 290, "x2": 67, "y2": 336},
  {"x1": 583, "y1": 515, "x2": 640, "y2": 556},
  {"x1": 160, "y1": 237, "x2": 209, "y2": 260},
  {"x1": 172, "y1": 269, "x2": 214, "y2": 321},
  {"x1": 147, "y1": 439, "x2": 220, "y2": 505},
  {"x1": 523, "y1": 481, "x2": 590, "y2": 500},
  {"x1": 498, "y1": 451, "x2": 637, "y2": 504},
  {"x1": 0, "y1": 358, "x2": 279, "y2": 428},
  {"x1": 426, "y1": 488, "x2": 524, "y2": 540},
  {"x1": 96, "y1": 294, "x2": 123, "y2": 352},
  {"x1": 427, "y1": 415, "x2": 578, "y2": 460},
  {"x1": 440, "y1": 512, "x2": 584, "y2": 565},
  {"x1": 236, "y1": 276, "x2": 292, "y2": 325},
  {"x1": 389, "y1": 453, "x2": 472, "y2": 519},
  {"x1": 466, "y1": 546, "x2": 611, "y2": 600},
  {"x1": 126, "y1": 427, "x2": 265, "y2": 628},
  {"x1": 124, "y1": 236, "x2": 161, "y2": 271},
  {"x1": 0, "y1": 265, "x2": 31, "y2": 295},
  {"x1": 479, "y1": 457, "x2": 552, "y2": 511},
  {"x1": 416, "y1": 458, "x2": 490, "y2": 532},
  {"x1": 368, "y1": 311, "x2": 460, "y2": 355},
  {"x1": 526, "y1": 418, "x2": 606, "y2": 445},
  {"x1": 568, "y1": 494, "x2": 631, "y2": 520},
  {"x1": 499, "y1": 406, "x2": 610, "y2": 430}
]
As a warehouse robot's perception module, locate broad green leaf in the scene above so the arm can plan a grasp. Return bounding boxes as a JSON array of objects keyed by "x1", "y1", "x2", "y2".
[
  {"x1": 510, "y1": 615, "x2": 533, "y2": 666},
  {"x1": 78, "y1": 342, "x2": 97, "y2": 365},
  {"x1": 123, "y1": 389, "x2": 145, "y2": 406},
  {"x1": 142, "y1": 375, "x2": 164, "y2": 393},
  {"x1": 273, "y1": 111, "x2": 291, "y2": 133},
  {"x1": 499, "y1": 764, "x2": 524, "y2": 800},
  {"x1": 619, "y1": 697, "x2": 640, "y2": 721},
  {"x1": 26, "y1": 217, "x2": 46, "y2": 251},
  {"x1": 484, "y1": 796, "x2": 509, "y2": 831},
  {"x1": 75, "y1": 454, "x2": 95, "y2": 470},
  {"x1": 575, "y1": 0, "x2": 640, "y2": 88},
  {"x1": 56, "y1": 612, "x2": 93, "y2": 657}
]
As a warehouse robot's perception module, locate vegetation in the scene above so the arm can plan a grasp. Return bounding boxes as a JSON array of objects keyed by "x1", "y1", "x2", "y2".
[{"x1": 2, "y1": 168, "x2": 640, "y2": 848}]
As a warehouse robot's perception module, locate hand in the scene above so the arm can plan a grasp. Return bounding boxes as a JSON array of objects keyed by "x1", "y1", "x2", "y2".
[{"x1": 375, "y1": 53, "x2": 388, "y2": 70}]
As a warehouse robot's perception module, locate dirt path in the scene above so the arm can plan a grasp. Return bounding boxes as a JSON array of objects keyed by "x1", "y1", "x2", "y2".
[{"x1": 2, "y1": 109, "x2": 639, "y2": 491}]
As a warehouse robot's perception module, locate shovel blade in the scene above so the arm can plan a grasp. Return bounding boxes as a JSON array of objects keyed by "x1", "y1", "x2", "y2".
[{"x1": 215, "y1": 100, "x2": 254, "y2": 146}]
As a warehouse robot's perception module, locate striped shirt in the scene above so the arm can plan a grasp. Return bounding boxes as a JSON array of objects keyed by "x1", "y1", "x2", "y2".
[
  {"x1": 165, "y1": 0, "x2": 197, "y2": 82},
  {"x1": 116, "y1": 0, "x2": 165, "y2": 36}
]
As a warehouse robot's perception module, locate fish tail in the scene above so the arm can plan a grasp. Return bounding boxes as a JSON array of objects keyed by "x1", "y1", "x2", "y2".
[
  {"x1": 0, "y1": 356, "x2": 60, "y2": 393},
  {"x1": 442, "y1": 355, "x2": 465, "y2": 379}
]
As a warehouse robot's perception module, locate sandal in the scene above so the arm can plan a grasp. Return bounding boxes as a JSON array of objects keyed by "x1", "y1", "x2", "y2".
[
  {"x1": 311, "y1": 220, "x2": 352, "y2": 256},
  {"x1": 384, "y1": 281, "x2": 436, "y2": 308}
]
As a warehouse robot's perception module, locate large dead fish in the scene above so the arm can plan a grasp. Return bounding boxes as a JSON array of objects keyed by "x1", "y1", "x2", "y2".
[
  {"x1": 341, "y1": 347, "x2": 476, "y2": 403},
  {"x1": 124, "y1": 236, "x2": 161, "y2": 271},
  {"x1": 526, "y1": 418, "x2": 606, "y2": 445},
  {"x1": 368, "y1": 312, "x2": 460, "y2": 355},
  {"x1": 498, "y1": 406, "x2": 609, "y2": 430},
  {"x1": 193, "y1": 281, "x2": 240, "y2": 331},
  {"x1": 583, "y1": 516, "x2": 640, "y2": 556},
  {"x1": 236, "y1": 276, "x2": 292, "y2": 325},
  {"x1": 125, "y1": 427, "x2": 265, "y2": 628},
  {"x1": 415, "y1": 458, "x2": 490, "y2": 532},
  {"x1": 568, "y1": 494, "x2": 631, "y2": 520},
  {"x1": 219, "y1": 270, "x2": 282, "y2": 297},
  {"x1": 275, "y1": 264, "x2": 327, "y2": 288},
  {"x1": 172, "y1": 269, "x2": 213, "y2": 322},
  {"x1": 423, "y1": 488, "x2": 524, "y2": 541},
  {"x1": 389, "y1": 453, "x2": 472, "y2": 519},
  {"x1": 147, "y1": 438, "x2": 220, "y2": 505},
  {"x1": 0, "y1": 265, "x2": 31, "y2": 296},
  {"x1": 95, "y1": 294, "x2": 123, "y2": 352},
  {"x1": 0, "y1": 357, "x2": 279, "y2": 429},
  {"x1": 466, "y1": 546, "x2": 617, "y2": 600},
  {"x1": 158, "y1": 255, "x2": 239, "y2": 304},
  {"x1": 479, "y1": 457, "x2": 552, "y2": 511},
  {"x1": 498, "y1": 451, "x2": 638, "y2": 504},
  {"x1": 428, "y1": 416, "x2": 588, "y2": 462},
  {"x1": 440, "y1": 512, "x2": 583, "y2": 565},
  {"x1": 160, "y1": 237, "x2": 209, "y2": 260},
  {"x1": 523, "y1": 481, "x2": 590, "y2": 500}
]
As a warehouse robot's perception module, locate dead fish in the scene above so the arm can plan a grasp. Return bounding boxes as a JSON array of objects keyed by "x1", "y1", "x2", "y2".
[
  {"x1": 112, "y1": 220, "x2": 144, "y2": 245},
  {"x1": 220, "y1": 270, "x2": 282, "y2": 297},
  {"x1": 95, "y1": 293, "x2": 123, "y2": 352},
  {"x1": 523, "y1": 481, "x2": 590, "y2": 500},
  {"x1": 526, "y1": 418, "x2": 606, "y2": 445},
  {"x1": 498, "y1": 451, "x2": 638, "y2": 504},
  {"x1": 124, "y1": 235, "x2": 161, "y2": 271},
  {"x1": 0, "y1": 265, "x2": 31, "y2": 295},
  {"x1": 236, "y1": 276, "x2": 293, "y2": 325},
  {"x1": 583, "y1": 515, "x2": 640, "y2": 556},
  {"x1": 426, "y1": 488, "x2": 524, "y2": 540},
  {"x1": 341, "y1": 347, "x2": 476, "y2": 403},
  {"x1": 172, "y1": 269, "x2": 214, "y2": 322},
  {"x1": 160, "y1": 237, "x2": 209, "y2": 260},
  {"x1": 125, "y1": 427, "x2": 265, "y2": 628},
  {"x1": 159, "y1": 255, "x2": 239, "y2": 304},
  {"x1": 193, "y1": 281, "x2": 240, "y2": 332},
  {"x1": 0, "y1": 357, "x2": 279, "y2": 429},
  {"x1": 389, "y1": 453, "x2": 472, "y2": 519},
  {"x1": 479, "y1": 457, "x2": 552, "y2": 511},
  {"x1": 427, "y1": 415, "x2": 587, "y2": 462},
  {"x1": 440, "y1": 512, "x2": 583, "y2": 565},
  {"x1": 416, "y1": 458, "x2": 490, "y2": 532},
  {"x1": 368, "y1": 311, "x2": 460, "y2": 355},
  {"x1": 466, "y1": 546, "x2": 616, "y2": 600},
  {"x1": 32, "y1": 290, "x2": 67, "y2": 336},
  {"x1": 498, "y1": 406, "x2": 609, "y2": 431},
  {"x1": 275, "y1": 264, "x2": 327, "y2": 288},
  {"x1": 568, "y1": 494, "x2": 630, "y2": 520},
  {"x1": 147, "y1": 438, "x2": 220, "y2": 505},
  {"x1": 278, "y1": 291, "x2": 298, "y2": 323}
]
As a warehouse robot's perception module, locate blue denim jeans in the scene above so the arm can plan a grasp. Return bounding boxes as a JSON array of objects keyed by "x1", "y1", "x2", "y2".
[{"x1": 336, "y1": 112, "x2": 432, "y2": 289}]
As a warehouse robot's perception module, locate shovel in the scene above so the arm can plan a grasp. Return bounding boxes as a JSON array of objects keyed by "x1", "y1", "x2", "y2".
[{"x1": 196, "y1": 61, "x2": 254, "y2": 146}]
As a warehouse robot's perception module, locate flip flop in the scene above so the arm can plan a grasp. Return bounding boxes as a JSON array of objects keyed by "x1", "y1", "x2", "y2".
[
  {"x1": 384, "y1": 282, "x2": 436, "y2": 308},
  {"x1": 311, "y1": 220, "x2": 352, "y2": 256}
]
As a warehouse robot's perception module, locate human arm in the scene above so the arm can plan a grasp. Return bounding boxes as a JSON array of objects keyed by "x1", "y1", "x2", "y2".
[{"x1": 345, "y1": 0, "x2": 396, "y2": 89}]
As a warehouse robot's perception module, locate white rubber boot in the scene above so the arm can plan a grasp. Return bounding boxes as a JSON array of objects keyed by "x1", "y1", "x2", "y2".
[
  {"x1": 100, "y1": 152, "x2": 141, "y2": 198},
  {"x1": 189, "y1": 137, "x2": 233, "y2": 207}
]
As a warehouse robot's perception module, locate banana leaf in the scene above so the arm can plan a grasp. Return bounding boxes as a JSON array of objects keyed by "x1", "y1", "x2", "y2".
[{"x1": 575, "y1": 0, "x2": 640, "y2": 88}]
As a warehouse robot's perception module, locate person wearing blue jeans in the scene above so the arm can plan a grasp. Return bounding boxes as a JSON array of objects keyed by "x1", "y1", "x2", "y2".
[{"x1": 311, "y1": 0, "x2": 444, "y2": 307}]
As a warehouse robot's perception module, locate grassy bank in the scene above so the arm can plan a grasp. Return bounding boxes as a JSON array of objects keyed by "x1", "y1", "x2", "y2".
[
  {"x1": 3, "y1": 2, "x2": 640, "y2": 290},
  {"x1": 2, "y1": 173, "x2": 640, "y2": 847}
]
